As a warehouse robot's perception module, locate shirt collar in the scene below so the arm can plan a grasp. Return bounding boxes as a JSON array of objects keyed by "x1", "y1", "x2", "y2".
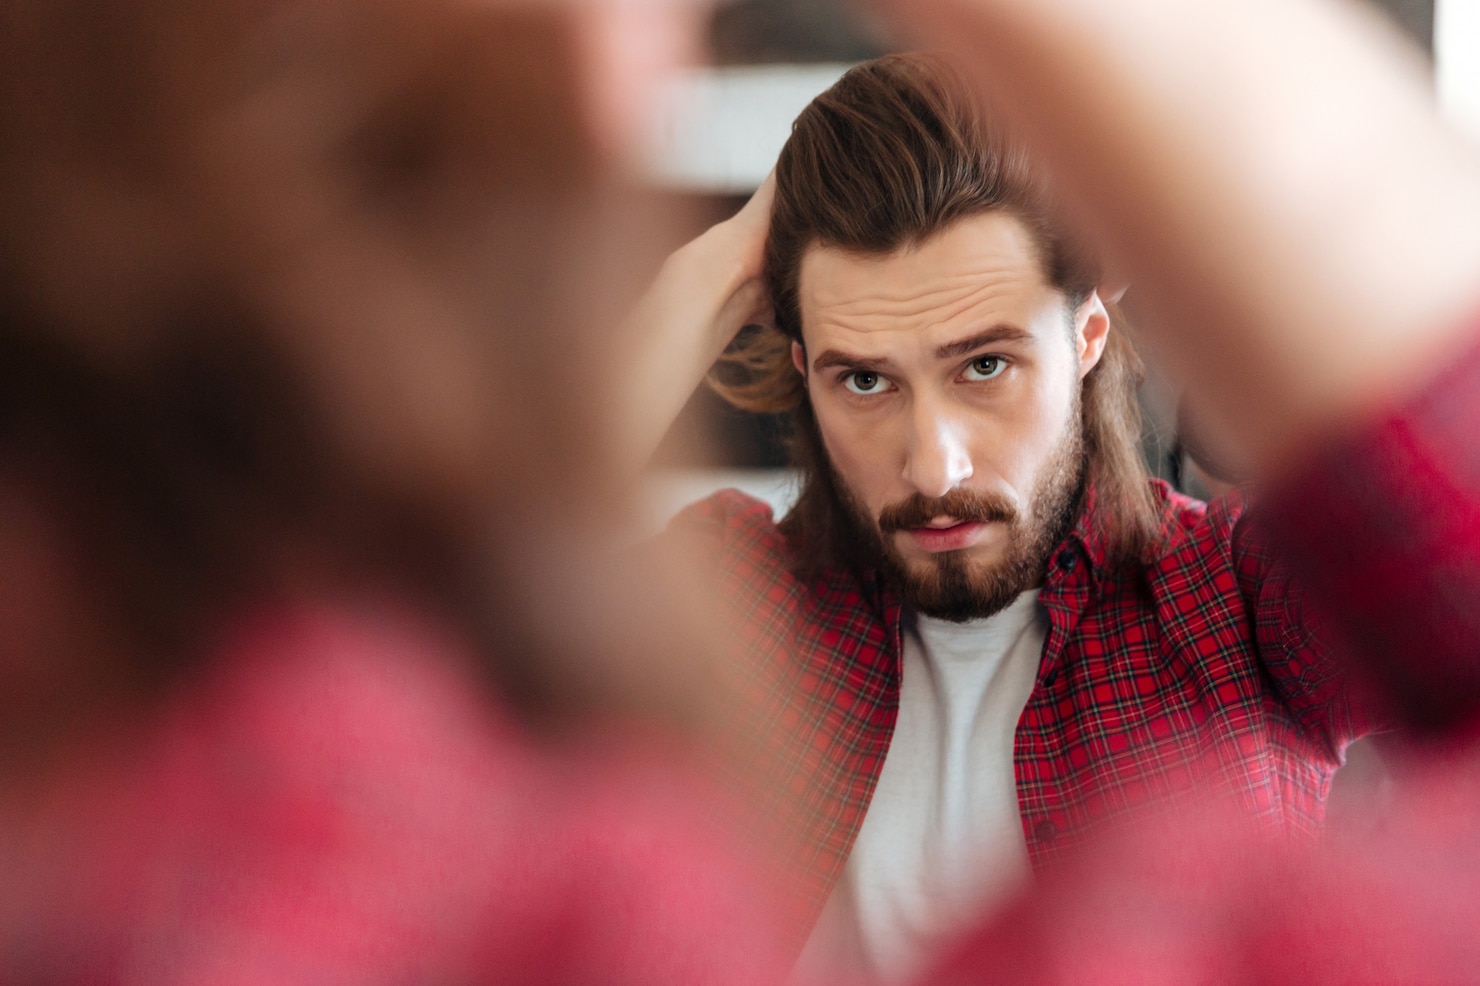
[{"x1": 1061, "y1": 483, "x2": 1111, "y2": 579}]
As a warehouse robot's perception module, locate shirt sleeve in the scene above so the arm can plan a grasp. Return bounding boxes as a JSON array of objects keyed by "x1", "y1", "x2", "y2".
[
  {"x1": 657, "y1": 489, "x2": 815, "y2": 693},
  {"x1": 1225, "y1": 497, "x2": 1377, "y2": 754},
  {"x1": 657, "y1": 489, "x2": 903, "y2": 936},
  {"x1": 1261, "y1": 325, "x2": 1480, "y2": 738}
]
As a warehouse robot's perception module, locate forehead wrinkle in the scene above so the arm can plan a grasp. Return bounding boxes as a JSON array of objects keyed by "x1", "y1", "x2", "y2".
[
  {"x1": 809, "y1": 267, "x2": 1039, "y2": 336},
  {"x1": 798, "y1": 211, "x2": 1058, "y2": 342}
]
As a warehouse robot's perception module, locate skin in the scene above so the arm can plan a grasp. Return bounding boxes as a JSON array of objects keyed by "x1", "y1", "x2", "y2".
[
  {"x1": 613, "y1": 174, "x2": 775, "y2": 475},
  {"x1": 791, "y1": 211, "x2": 1108, "y2": 591}
]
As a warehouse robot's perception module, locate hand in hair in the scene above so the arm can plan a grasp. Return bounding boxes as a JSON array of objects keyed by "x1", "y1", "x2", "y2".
[{"x1": 612, "y1": 172, "x2": 777, "y2": 474}]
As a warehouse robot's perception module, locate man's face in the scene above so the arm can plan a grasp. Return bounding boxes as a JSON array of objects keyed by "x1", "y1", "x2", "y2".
[{"x1": 793, "y1": 211, "x2": 1109, "y2": 621}]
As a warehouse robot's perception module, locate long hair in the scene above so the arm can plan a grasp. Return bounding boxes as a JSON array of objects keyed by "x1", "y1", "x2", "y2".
[
  {"x1": 710, "y1": 53, "x2": 1160, "y2": 574},
  {"x1": 0, "y1": 0, "x2": 677, "y2": 719}
]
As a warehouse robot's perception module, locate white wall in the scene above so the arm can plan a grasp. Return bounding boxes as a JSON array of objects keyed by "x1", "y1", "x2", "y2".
[
  {"x1": 641, "y1": 64, "x2": 852, "y2": 194},
  {"x1": 1437, "y1": 0, "x2": 1480, "y2": 142}
]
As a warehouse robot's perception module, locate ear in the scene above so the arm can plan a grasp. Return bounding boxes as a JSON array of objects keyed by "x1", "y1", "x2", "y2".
[
  {"x1": 1075, "y1": 290, "x2": 1111, "y2": 379},
  {"x1": 790, "y1": 340, "x2": 807, "y2": 377}
]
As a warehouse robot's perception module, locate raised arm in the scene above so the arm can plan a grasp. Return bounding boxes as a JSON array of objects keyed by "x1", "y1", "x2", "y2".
[
  {"x1": 610, "y1": 174, "x2": 775, "y2": 476},
  {"x1": 886, "y1": 0, "x2": 1480, "y2": 475},
  {"x1": 884, "y1": 0, "x2": 1480, "y2": 733}
]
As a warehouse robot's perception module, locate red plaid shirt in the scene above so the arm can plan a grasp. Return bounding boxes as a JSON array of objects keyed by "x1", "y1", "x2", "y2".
[
  {"x1": 925, "y1": 328, "x2": 1480, "y2": 986},
  {"x1": 670, "y1": 480, "x2": 1373, "y2": 929},
  {"x1": 1, "y1": 601, "x2": 789, "y2": 984}
]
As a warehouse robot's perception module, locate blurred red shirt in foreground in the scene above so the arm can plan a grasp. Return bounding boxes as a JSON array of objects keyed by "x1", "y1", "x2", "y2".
[{"x1": 0, "y1": 599, "x2": 786, "y2": 985}]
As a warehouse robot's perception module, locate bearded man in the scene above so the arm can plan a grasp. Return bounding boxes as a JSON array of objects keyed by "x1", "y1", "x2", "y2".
[{"x1": 628, "y1": 52, "x2": 1372, "y2": 983}]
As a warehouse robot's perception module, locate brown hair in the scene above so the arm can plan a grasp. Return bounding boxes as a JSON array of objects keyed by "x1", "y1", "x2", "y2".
[
  {"x1": 710, "y1": 53, "x2": 1160, "y2": 575},
  {"x1": 0, "y1": 0, "x2": 682, "y2": 720}
]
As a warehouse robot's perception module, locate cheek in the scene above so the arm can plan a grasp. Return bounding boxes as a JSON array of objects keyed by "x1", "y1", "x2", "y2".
[
  {"x1": 1010, "y1": 399, "x2": 1067, "y2": 455},
  {"x1": 964, "y1": 384, "x2": 1078, "y2": 494},
  {"x1": 1012, "y1": 384, "x2": 1081, "y2": 479},
  {"x1": 809, "y1": 393, "x2": 899, "y2": 514}
]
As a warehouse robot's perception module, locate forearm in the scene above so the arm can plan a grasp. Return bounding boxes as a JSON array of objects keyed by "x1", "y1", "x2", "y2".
[
  {"x1": 893, "y1": 0, "x2": 1480, "y2": 474},
  {"x1": 609, "y1": 196, "x2": 772, "y2": 477}
]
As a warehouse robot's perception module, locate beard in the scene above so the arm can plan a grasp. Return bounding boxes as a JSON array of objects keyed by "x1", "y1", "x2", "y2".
[{"x1": 831, "y1": 399, "x2": 1086, "y2": 623}]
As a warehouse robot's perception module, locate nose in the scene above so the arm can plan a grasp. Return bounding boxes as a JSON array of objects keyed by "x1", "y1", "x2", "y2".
[{"x1": 902, "y1": 398, "x2": 973, "y2": 498}]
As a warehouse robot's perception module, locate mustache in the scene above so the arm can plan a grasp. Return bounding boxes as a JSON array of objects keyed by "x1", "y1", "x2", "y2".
[{"x1": 878, "y1": 488, "x2": 1017, "y2": 534}]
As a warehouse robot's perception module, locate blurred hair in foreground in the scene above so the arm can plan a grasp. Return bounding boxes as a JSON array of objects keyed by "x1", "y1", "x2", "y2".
[{"x1": 0, "y1": 0, "x2": 788, "y2": 981}]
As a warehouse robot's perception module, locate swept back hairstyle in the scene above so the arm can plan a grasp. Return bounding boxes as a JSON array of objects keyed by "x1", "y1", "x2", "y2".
[{"x1": 710, "y1": 52, "x2": 1161, "y2": 575}]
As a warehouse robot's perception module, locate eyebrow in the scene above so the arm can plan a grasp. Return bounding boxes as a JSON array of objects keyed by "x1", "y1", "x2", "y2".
[
  {"x1": 809, "y1": 324, "x2": 1033, "y2": 374},
  {"x1": 934, "y1": 324, "x2": 1033, "y2": 359},
  {"x1": 810, "y1": 350, "x2": 895, "y2": 374}
]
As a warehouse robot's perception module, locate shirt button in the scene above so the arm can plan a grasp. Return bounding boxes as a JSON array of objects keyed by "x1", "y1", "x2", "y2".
[
  {"x1": 1034, "y1": 820, "x2": 1058, "y2": 845},
  {"x1": 1057, "y1": 548, "x2": 1077, "y2": 572}
]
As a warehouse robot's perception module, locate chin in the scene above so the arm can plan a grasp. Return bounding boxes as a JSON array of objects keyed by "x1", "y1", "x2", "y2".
[
  {"x1": 891, "y1": 551, "x2": 1022, "y2": 623},
  {"x1": 904, "y1": 545, "x2": 1002, "y2": 577}
]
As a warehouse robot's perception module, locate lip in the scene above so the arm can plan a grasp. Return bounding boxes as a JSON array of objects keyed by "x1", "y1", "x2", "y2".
[{"x1": 901, "y1": 520, "x2": 991, "y2": 554}]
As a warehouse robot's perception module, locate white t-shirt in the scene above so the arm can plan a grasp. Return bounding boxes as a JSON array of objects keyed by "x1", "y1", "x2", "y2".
[{"x1": 792, "y1": 590, "x2": 1047, "y2": 984}]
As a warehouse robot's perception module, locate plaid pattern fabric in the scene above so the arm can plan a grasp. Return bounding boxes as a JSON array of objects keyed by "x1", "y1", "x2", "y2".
[
  {"x1": 2, "y1": 602, "x2": 790, "y2": 984},
  {"x1": 1263, "y1": 329, "x2": 1480, "y2": 736},
  {"x1": 670, "y1": 481, "x2": 1372, "y2": 930}
]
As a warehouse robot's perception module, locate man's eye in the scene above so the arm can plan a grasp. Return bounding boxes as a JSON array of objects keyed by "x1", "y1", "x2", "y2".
[
  {"x1": 843, "y1": 371, "x2": 889, "y2": 395},
  {"x1": 963, "y1": 356, "x2": 1005, "y2": 381}
]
